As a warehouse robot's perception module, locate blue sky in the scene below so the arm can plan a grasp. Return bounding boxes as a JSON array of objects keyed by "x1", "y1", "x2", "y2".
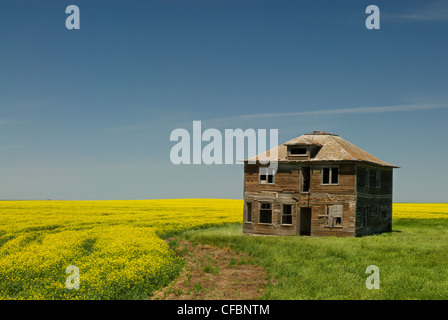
[{"x1": 0, "y1": 0, "x2": 447, "y2": 202}]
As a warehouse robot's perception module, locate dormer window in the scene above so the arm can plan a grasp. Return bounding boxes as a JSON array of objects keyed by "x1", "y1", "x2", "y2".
[{"x1": 287, "y1": 145, "x2": 311, "y2": 159}]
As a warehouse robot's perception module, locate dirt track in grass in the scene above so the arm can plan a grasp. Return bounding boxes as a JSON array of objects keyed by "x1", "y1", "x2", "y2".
[{"x1": 150, "y1": 239, "x2": 270, "y2": 300}]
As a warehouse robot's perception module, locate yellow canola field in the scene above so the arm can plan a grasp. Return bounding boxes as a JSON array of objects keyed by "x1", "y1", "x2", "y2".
[
  {"x1": 0, "y1": 199, "x2": 242, "y2": 299},
  {"x1": 393, "y1": 203, "x2": 448, "y2": 219}
]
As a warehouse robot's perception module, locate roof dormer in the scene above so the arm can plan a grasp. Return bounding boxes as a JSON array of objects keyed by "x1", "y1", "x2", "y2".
[{"x1": 285, "y1": 143, "x2": 321, "y2": 160}]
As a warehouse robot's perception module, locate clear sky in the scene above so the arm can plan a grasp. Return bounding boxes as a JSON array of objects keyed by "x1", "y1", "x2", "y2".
[{"x1": 0, "y1": 0, "x2": 447, "y2": 202}]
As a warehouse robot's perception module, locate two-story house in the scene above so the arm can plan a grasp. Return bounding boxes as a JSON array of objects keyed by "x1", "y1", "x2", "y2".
[{"x1": 243, "y1": 131, "x2": 399, "y2": 237}]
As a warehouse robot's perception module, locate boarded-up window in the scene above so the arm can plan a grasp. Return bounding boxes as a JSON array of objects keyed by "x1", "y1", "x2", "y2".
[
  {"x1": 324, "y1": 204, "x2": 343, "y2": 228},
  {"x1": 246, "y1": 202, "x2": 252, "y2": 222},
  {"x1": 259, "y1": 203, "x2": 272, "y2": 224},
  {"x1": 322, "y1": 167, "x2": 339, "y2": 185},
  {"x1": 282, "y1": 204, "x2": 292, "y2": 225},
  {"x1": 259, "y1": 167, "x2": 275, "y2": 184}
]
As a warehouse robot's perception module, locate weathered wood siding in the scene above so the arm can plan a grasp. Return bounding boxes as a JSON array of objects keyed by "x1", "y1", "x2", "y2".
[
  {"x1": 310, "y1": 164, "x2": 356, "y2": 195},
  {"x1": 243, "y1": 162, "x2": 357, "y2": 237},
  {"x1": 355, "y1": 164, "x2": 393, "y2": 236},
  {"x1": 243, "y1": 197, "x2": 300, "y2": 236},
  {"x1": 356, "y1": 165, "x2": 393, "y2": 196},
  {"x1": 309, "y1": 196, "x2": 356, "y2": 237},
  {"x1": 244, "y1": 163, "x2": 300, "y2": 193}
]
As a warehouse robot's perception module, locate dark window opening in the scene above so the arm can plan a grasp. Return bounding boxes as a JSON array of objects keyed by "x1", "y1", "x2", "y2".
[
  {"x1": 290, "y1": 147, "x2": 307, "y2": 155},
  {"x1": 301, "y1": 167, "x2": 310, "y2": 192},
  {"x1": 259, "y1": 167, "x2": 275, "y2": 184},
  {"x1": 259, "y1": 203, "x2": 272, "y2": 224},
  {"x1": 331, "y1": 168, "x2": 339, "y2": 184},
  {"x1": 335, "y1": 217, "x2": 342, "y2": 226},
  {"x1": 246, "y1": 202, "x2": 252, "y2": 222},
  {"x1": 282, "y1": 204, "x2": 292, "y2": 225},
  {"x1": 376, "y1": 170, "x2": 381, "y2": 188},
  {"x1": 362, "y1": 207, "x2": 369, "y2": 227},
  {"x1": 365, "y1": 170, "x2": 369, "y2": 187},
  {"x1": 322, "y1": 167, "x2": 339, "y2": 185},
  {"x1": 322, "y1": 168, "x2": 330, "y2": 184}
]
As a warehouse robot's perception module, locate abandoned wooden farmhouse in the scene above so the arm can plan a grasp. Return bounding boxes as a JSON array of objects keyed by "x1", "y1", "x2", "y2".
[{"x1": 243, "y1": 131, "x2": 399, "y2": 237}]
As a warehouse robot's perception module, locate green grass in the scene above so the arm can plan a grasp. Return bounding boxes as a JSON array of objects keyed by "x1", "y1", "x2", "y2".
[{"x1": 181, "y1": 219, "x2": 448, "y2": 300}]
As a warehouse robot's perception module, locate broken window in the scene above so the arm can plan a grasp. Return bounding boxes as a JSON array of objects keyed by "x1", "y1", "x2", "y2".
[
  {"x1": 259, "y1": 167, "x2": 275, "y2": 184},
  {"x1": 365, "y1": 169, "x2": 370, "y2": 187},
  {"x1": 282, "y1": 204, "x2": 293, "y2": 225},
  {"x1": 246, "y1": 202, "x2": 252, "y2": 223},
  {"x1": 324, "y1": 204, "x2": 343, "y2": 228},
  {"x1": 381, "y1": 210, "x2": 388, "y2": 219},
  {"x1": 259, "y1": 203, "x2": 272, "y2": 224},
  {"x1": 322, "y1": 167, "x2": 339, "y2": 185},
  {"x1": 290, "y1": 147, "x2": 307, "y2": 155},
  {"x1": 301, "y1": 167, "x2": 310, "y2": 192}
]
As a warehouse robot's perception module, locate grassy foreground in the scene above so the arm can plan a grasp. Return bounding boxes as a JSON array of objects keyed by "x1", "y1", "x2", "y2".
[{"x1": 181, "y1": 205, "x2": 448, "y2": 300}]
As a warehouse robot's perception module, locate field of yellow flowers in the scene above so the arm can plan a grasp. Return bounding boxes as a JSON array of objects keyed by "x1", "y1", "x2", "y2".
[
  {"x1": 0, "y1": 200, "x2": 445, "y2": 299},
  {"x1": 393, "y1": 203, "x2": 448, "y2": 219},
  {"x1": 0, "y1": 199, "x2": 242, "y2": 299}
]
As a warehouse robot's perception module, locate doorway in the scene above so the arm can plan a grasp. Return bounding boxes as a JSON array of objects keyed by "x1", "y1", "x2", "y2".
[{"x1": 299, "y1": 207, "x2": 312, "y2": 236}]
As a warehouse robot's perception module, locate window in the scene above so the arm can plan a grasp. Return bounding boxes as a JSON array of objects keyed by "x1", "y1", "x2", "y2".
[
  {"x1": 290, "y1": 147, "x2": 307, "y2": 155},
  {"x1": 282, "y1": 204, "x2": 293, "y2": 225},
  {"x1": 246, "y1": 202, "x2": 252, "y2": 223},
  {"x1": 381, "y1": 210, "x2": 388, "y2": 219},
  {"x1": 259, "y1": 167, "x2": 275, "y2": 184},
  {"x1": 301, "y1": 167, "x2": 311, "y2": 192},
  {"x1": 365, "y1": 169, "x2": 370, "y2": 187},
  {"x1": 259, "y1": 203, "x2": 272, "y2": 224},
  {"x1": 376, "y1": 170, "x2": 381, "y2": 188},
  {"x1": 331, "y1": 168, "x2": 339, "y2": 184},
  {"x1": 324, "y1": 204, "x2": 343, "y2": 228},
  {"x1": 362, "y1": 207, "x2": 369, "y2": 227},
  {"x1": 322, "y1": 167, "x2": 339, "y2": 185}
]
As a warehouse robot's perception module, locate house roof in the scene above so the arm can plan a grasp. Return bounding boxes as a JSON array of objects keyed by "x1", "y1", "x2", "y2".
[{"x1": 246, "y1": 131, "x2": 399, "y2": 168}]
